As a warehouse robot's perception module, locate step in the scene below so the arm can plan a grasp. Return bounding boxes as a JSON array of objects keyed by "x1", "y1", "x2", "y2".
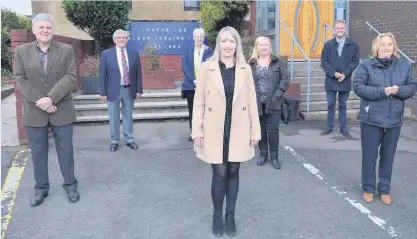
[
  {"x1": 76, "y1": 111, "x2": 189, "y2": 123},
  {"x1": 300, "y1": 108, "x2": 413, "y2": 121},
  {"x1": 300, "y1": 109, "x2": 359, "y2": 120},
  {"x1": 73, "y1": 92, "x2": 184, "y2": 105},
  {"x1": 75, "y1": 101, "x2": 188, "y2": 116},
  {"x1": 290, "y1": 69, "x2": 325, "y2": 77},
  {"x1": 299, "y1": 99, "x2": 360, "y2": 112},
  {"x1": 300, "y1": 92, "x2": 360, "y2": 102},
  {"x1": 290, "y1": 77, "x2": 324, "y2": 85},
  {"x1": 300, "y1": 84, "x2": 324, "y2": 93},
  {"x1": 286, "y1": 61, "x2": 322, "y2": 71}
]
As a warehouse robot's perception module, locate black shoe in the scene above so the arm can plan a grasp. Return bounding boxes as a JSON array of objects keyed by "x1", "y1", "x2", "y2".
[
  {"x1": 341, "y1": 131, "x2": 352, "y2": 139},
  {"x1": 30, "y1": 192, "x2": 48, "y2": 207},
  {"x1": 212, "y1": 210, "x2": 224, "y2": 237},
  {"x1": 188, "y1": 136, "x2": 193, "y2": 142},
  {"x1": 67, "y1": 190, "x2": 80, "y2": 203},
  {"x1": 256, "y1": 153, "x2": 268, "y2": 166},
  {"x1": 224, "y1": 212, "x2": 236, "y2": 236},
  {"x1": 110, "y1": 143, "x2": 119, "y2": 151},
  {"x1": 271, "y1": 153, "x2": 281, "y2": 169},
  {"x1": 126, "y1": 142, "x2": 138, "y2": 150},
  {"x1": 320, "y1": 128, "x2": 332, "y2": 135}
]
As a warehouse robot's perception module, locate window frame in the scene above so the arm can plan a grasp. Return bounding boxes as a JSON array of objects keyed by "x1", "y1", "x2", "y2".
[{"x1": 184, "y1": 0, "x2": 201, "y2": 11}]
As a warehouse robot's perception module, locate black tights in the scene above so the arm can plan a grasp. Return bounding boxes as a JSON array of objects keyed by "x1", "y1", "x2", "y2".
[{"x1": 211, "y1": 162, "x2": 241, "y2": 215}]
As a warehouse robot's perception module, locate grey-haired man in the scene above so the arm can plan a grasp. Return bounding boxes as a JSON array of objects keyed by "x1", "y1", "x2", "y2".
[
  {"x1": 14, "y1": 13, "x2": 80, "y2": 206},
  {"x1": 99, "y1": 29, "x2": 143, "y2": 151}
]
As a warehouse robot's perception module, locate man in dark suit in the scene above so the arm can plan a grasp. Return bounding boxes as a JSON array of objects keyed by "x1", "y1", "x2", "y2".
[
  {"x1": 14, "y1": 13, "x2": 80, "y2": 206},
  {"x1": 181, "y1": 28, "x2": 213, "y2": 141},
  {"x1": 320, "y1": 20, "x2": 360, "y2": 138},
  {"x1": 99, "y1": 29, "x2": 143, "y2": 151}
]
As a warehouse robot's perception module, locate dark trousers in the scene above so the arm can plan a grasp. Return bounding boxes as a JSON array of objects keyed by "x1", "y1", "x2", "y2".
[
  {"x1": 326, "y1": 90, "x2": 350, "y2": 132},
  {"x1": 211, "y1": 162, "x2": 240, "y2": 215},
  {"x1": 360, "y1": 123, "x2": 401, "y2": 195},
  {"x1": 259, "y1": 104, "x2": 280, "y2": 158},
  {"x1": 184, "y1": 90, "x2": 195, "y2": 130},
  {"x1": 26, "y1": 123, "x2": 78, "y2": 195}
]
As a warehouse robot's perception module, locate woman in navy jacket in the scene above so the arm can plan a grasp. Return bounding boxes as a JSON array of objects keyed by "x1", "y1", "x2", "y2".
[
  {"x1": 353, "y1": 32, "x2": 417, "y2": 205},
  {"x1": 181, "y1": 28, "x2": 213, "y2": 141}
]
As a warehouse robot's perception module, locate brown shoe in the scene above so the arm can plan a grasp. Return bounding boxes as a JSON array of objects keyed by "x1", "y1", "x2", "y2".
[
  {"x1": 362, "y1": 192, "x2": 374, "y2": 203},
  {"x1": 380, "y1": 194, "x2": 392, "y2": 205}
]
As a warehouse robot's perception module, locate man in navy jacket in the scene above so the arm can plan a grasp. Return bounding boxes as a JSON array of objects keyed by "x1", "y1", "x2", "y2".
[
  {"x1": 320, "y1": 20, "x2": 360, "y2": 138},
  {"x1": 99, "y1": 29, "x2": 143, "y2": 151},
  {"x1": 181, "y1": 28, "x2": 213, "y2": 141}
]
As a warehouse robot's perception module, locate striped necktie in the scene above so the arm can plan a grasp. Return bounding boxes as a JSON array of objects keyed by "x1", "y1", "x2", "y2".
[
  {"x1": 337, "y1": 41, "x2": 343, "y2": 57},
  {"x1": 121, "y1": 49, "x2": 130, "y2": 85}
]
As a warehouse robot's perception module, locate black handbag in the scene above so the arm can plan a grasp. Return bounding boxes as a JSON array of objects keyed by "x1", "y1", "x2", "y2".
[{"x1": 281, "y1": 97, "x2": 291, "y2": 124}]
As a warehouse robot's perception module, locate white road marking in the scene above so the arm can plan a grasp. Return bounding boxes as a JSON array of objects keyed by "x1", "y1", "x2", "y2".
[{"x1": 283, "y1": 145, "x2": 399, "y2": 237}]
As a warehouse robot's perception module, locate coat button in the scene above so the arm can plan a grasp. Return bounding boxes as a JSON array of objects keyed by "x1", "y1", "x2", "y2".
[
  {"x1": 243, "y1": 107, "x2": 246, "y2": 111},
  {"x1": 209, "y1": 107, "x2": 212, "y2": 111}
]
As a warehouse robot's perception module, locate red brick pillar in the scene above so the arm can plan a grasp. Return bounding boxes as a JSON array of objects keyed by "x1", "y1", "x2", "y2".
[
  {"x1": 13, "y1": 81, "x2": 28, "y2": 145},
  {"x1": 11, "y1": 29, "x2": 31, "y2": 145}
]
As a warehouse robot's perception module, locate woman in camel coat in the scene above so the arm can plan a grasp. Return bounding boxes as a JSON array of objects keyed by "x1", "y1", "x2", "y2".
[{"x1": 192, "y1": 26, "x2": 261, "y2": 237}]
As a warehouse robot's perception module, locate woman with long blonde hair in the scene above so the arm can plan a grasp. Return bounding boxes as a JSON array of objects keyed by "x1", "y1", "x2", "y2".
[
  {"x1": 248, "y1": 36, "x2": 289, "y2": 169},
  {"x1": 192, "y1": 26, "x2": 261, "y2": 236},
  {"x1": 353, "y1": 32, "x2": 417, "y2": 205}
]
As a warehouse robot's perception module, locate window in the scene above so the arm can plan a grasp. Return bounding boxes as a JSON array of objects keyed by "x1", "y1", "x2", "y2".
[
  {"x1": 256, "y1": 0, "x2": 275, "y2": 32},
  {"x1": 184, "y1": 0, "x2": 201, "y2": 11}
]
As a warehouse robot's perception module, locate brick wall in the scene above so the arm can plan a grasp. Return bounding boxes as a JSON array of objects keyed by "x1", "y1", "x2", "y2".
[
  {"x1": 349, "y1": 1, "x2": 417, "y2": 68},
  {"x1": 140, "y1": 55, "x2": 183, "y2": 81}
]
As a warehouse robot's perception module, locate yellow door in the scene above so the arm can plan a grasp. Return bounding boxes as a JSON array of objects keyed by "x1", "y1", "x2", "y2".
[{"x1": 279, "y1": 0, "x2": 334, "y2": 59}]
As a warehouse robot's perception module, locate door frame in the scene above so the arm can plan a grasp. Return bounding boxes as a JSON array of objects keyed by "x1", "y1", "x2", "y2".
[{"x1": 255, "y1": 0, "x2": 350, "y2": 58}]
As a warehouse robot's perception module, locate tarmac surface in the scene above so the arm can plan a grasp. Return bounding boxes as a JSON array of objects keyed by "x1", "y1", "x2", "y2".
[{"x1": 1, "y1": 120, "x2": 417, "y2": 239}]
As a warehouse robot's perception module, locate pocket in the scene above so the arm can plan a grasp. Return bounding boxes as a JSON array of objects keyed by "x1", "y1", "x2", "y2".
[
  {"x1": 270, "y1": 96, "x2": 282, "y2": 110},
  {"x1": 271, "y1": 68, "x2": 280, "y2": 83}
]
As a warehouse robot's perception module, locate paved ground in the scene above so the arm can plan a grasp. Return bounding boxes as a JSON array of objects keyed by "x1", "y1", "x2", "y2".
[
  {"x1": 1, "y1": 93, "x2": 21, "y2": 189},
  {"x1": 1, "y1": 94, "x2": 19, "y2": 147},
  {"x1": 405, "y1": 94, "x2": 417, "y2": 117},
  {"x1": 1, "y1": 119, "x2": 417, "y2": 239}
]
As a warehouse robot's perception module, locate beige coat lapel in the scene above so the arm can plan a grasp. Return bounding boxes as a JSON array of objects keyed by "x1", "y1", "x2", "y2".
[
  {"x1": 45, "y1": 42, "x2": 60, "y2": 77},
  {"x1": 232, "y1": 64, "x2": 247, "y2": 104},
  {"x1": 208, "y1": 61, "x2": 226, "y2": 101}
]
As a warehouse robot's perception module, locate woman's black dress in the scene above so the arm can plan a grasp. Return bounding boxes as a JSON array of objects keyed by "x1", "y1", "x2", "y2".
[{"x1": 219, "y1": 61, "x2": 236, "y2": 164}]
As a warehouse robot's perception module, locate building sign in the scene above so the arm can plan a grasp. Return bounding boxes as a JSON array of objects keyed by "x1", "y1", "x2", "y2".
[{"x1": 127, "y1": 21, "x2": 199, "y2": 55}]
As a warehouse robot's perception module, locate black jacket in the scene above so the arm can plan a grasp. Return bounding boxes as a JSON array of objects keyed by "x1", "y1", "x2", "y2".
[
  {"x1": 249, "y1": 55, "x2": 289, "y2": 115},
  {"x1": 321, "y1": 37, "x2": 360, "y2": 92},
  {"x1": 353, "y1": 57, "x2": 417, "y2": 128}
]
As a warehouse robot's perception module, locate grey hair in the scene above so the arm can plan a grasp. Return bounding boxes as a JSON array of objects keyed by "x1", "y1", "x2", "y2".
[
  {"x1": 113, "y1": 29, "x2": 129, "y2": 40},
  {"x1": 210, "y1": 26, "x2": 246, "y2": 66},
  {"x1": 32, "y1": 13, "x2": 55, "y2": 27},
  {"x1": 193, "y1": 28, "x2": 205, "y2": 37}
]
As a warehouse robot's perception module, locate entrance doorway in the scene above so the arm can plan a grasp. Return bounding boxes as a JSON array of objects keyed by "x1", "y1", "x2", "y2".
[{"x1": 279, "y1": 0, "x2": 335, "y2": 59}]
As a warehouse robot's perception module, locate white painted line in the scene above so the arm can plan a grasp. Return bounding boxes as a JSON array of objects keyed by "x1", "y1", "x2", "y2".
[
  {"x1": 1, "y1": 149, "x2": 30, "y2": 239},
  {"x1": 283, "y1": 145, "x2": 399, "y2": 237}
]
